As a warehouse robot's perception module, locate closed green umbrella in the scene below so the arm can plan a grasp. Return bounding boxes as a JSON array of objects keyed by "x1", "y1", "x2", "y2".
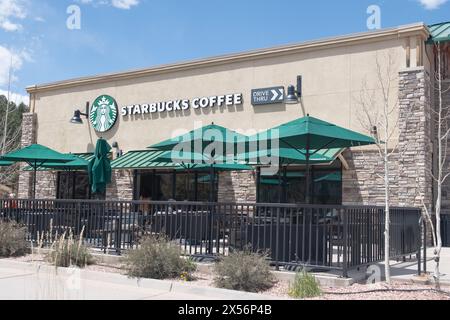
[
  {"x1": 0, "y1": 144, "x2": 74, "y2": 198},
  {"x1": 249, "y1": 115, "x2": 376, "y2": 203},
  {"x1": 88, "y1": 139, "x2": 112, "y2": 194}
]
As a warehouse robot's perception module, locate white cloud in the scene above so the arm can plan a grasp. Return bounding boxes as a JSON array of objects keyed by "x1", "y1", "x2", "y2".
[
  {"x1": 0, "y1": 0, "x2": 26, "y2": 32},
  {"x1": 76, "y1": 0, "x2": 139, "y2": 10},
  {"x1": 0, "y1": 89, "x2": 29, "y2": 105},
  {"x1": 418, "y1": 0, "x2": 448, "y2": 9},
  {"x1": 111, "y1": 0, "x2": 139, "y2": 9},
  {"x1": 0, "y1": 46, "x2": 24, "y2": 86}
]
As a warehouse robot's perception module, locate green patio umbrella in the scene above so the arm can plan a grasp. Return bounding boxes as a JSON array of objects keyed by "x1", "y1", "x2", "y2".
[
  {"x1": 249, "y1": 115, "x2": 376, "y2": 203},
  {"x1": 88, "y1": 138, "x2": 112, "y2": 194},
  {"x1": 149, "y1": 123, "x2": 248, "y2": 153},
  {"x1": 23, "y1": 154, "x2": 90, "y2": 171},
  {"x1": 234, "y1": 147, "x2": 341, "y2": 165},
  {"x1": 0, "y1": 144, "x2": 74, "y2": 198}
]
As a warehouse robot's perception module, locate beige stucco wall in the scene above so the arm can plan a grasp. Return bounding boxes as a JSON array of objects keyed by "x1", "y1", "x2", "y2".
[{"x1": 30, "y1": 33, "x2": 428, "y2": 155}]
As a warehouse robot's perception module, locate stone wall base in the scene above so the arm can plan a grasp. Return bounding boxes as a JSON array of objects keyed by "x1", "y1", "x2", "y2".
[
  {"x1": 218, "y1": 170, "x2": 257, "y2": 203},
  {"x1": 106, "y1": 170, "x2": 134, "y2": 201}
]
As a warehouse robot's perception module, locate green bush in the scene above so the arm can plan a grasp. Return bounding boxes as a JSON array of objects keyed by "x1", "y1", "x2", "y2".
[
  {"x1": 288, "y1": 269, "x2": 321, "y2": 298},
  {"x1": 124, "y1": 235, "x2": 196, "y2": 279},
  {"x1": 47, "y1": 232, "x2": 94, "y2": 268},
  {"x1": 0, "y1": 220, "x2": 28, "y2": 257},
  {"x1": 213, "y1": 249, "x2": 275, "y2": 292}
]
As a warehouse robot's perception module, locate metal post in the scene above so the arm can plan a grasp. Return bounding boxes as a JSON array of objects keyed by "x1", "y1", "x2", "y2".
[
  {"x1": 208, "y1": 165, "x2": 214, "y2": 254},
  {"x1": 256, "y1": 167, "x2": 261, "y2": 203},
  {"x1": 342, "y1": 208, "x2": 348, "y2": 278},
  {"x1": 33, "y1": 161, "x2": 37, "y2": 199},
  {"x1": 423, "y1": 218, "x2": 427, "y2": 274},
  {"x1": 305, "y1": 135, "x2": 311, "y2": 204}
]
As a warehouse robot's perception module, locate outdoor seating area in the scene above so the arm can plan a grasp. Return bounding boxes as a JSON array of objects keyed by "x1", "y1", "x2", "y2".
[
  {"x1": 0, "y1": 115, "x2": 425, "y2": 276},
  {"x1": 0, "y1": 198, "x2": 422, "y2": 276}
]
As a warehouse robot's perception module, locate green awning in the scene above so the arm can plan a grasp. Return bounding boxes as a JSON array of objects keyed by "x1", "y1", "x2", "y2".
[
  {"x1": 0, "y1": 160, "x2": 13, "y2": 166},
  {"x1": 174, "y1": 163, "x2": 253, "y2": 171},
  {"x1": 111, "y1": 150, "x2": 178, "y2": 169},
  {"x1": 427, "y1": 21, "x2": 450, "y2": 44}
]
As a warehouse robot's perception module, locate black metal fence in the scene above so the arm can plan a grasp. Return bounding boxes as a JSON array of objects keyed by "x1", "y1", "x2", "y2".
[
  {"x1": 442, "y1": 212, "x2": 450, "y2": 247},
  {"x1": 0, "y1": 199, "x2": 421, "y2": 276}
]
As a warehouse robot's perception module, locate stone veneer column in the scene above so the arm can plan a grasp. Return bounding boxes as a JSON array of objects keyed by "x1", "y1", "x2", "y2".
[
  {"x1": 397, "y1": 67, "x2": 432, "y2": 210},
  {"x1": 342, "y1": 150, "x2": 399, "y2": 206},
  {"x1": 439, "y1": 79, "x2": 450, "y2": 210},
  {"x1": 106, "y1": 169, "x2": 134, "y2": 201},
  {"x1": 17, "y1": 113, "x2": 36, "y2": 198},
  {"x1": 343, "y1": 67, "x2": 432, "y2": 209},
  {"x1": 218, "y1": 171, "x2": 257, "y2": 203}
]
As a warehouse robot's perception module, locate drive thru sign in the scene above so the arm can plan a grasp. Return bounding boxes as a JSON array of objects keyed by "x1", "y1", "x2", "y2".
[{"x1": 251, "y1": 86, "x2": 285, "y2": 105}]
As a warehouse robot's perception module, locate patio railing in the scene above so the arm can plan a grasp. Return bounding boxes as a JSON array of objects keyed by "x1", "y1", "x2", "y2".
[{"x1": 0, "y1": 199, "x2": 422, "y2": 276}]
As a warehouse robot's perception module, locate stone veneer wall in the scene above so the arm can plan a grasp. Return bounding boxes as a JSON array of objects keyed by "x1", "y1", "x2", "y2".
[
  {"x1": 343, "y1": 67, "x2": 433, "y2": 210},
  {"x1": 17, "y1": 113, "x2": 36, "y2": 199},
  {"x1": 17, "y1": 113, "x2": 59, "y2": 199},
  {"x1": 106, "y1": 169, "x2": 134, "y2": 201},
  {"x1": 218, "y1": 170, "x2": 257, "y2": 203},
  {"x1": 439, "y1": 79, "x2": 450, "y2": 210},
  {"x1": 34, "y1": 171, "x2": 58, "y2": 199}
]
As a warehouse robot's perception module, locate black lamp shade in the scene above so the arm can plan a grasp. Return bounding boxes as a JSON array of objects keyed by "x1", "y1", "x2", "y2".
[
  {"x1": 70, "y1": 110, "x2": 83, "y2": 124},
  {"x1": 285, "y1": 85, "x2": 299, "y2": 104}
]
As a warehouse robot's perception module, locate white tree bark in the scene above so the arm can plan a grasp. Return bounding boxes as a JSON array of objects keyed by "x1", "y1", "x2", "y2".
[{"x1": 356, "y1": 51, "x2": 402, "y2": 283}]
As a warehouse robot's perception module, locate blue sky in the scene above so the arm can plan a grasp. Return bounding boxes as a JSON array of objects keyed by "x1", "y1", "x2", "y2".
[{"x1": 0, "y1": 0, "x2": 449, "y2": 105}]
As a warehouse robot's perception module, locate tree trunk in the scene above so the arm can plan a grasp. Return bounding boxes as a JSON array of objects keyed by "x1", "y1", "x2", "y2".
[{"x1": 384, "y1": 141, "x2": 391, "y2": 283}]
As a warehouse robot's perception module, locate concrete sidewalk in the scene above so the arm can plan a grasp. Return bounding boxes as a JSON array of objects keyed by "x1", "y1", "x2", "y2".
[
  {"x1": 369, "y1": 248, "x2": 450, "y2": 285},
  {"x1": 0, "y1": 260, "x2": 284, "y2": 300}
]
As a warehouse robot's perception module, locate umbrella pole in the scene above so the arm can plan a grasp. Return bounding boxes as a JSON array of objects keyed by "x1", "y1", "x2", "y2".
[
  {"x1": 278, "y1": 169, "x2": 282, "y2": 203},
  {"x1": 305, "y1": 135, "x2": 311, "y2": 204},
  {"x1": 33, "y1": 161, "x2": 37, "y2": 199},
  {"x1": 283, "y1": 166, "x2": 287, "y2": 203}
]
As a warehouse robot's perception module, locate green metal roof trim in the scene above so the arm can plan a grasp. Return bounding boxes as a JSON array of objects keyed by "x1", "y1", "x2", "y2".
[
  {"x1": 0, "y1": 160, "x2": 13, "y2": 166},
  {"x1": 111, "y1": 150, "x2": 178, "y2": 169},
  {"x1": 428, "y1": 21, "x2": 450, "y2": 43}
]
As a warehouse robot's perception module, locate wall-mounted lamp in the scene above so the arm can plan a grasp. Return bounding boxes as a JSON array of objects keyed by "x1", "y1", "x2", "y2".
[
  {"x1": 112, "y1": 141, "x2": 122, "y2": 158},
  {"x1": 371, "y1": 126, "x2": 379, "y2": 142},
  {"x1": 70, "y1": 102, "x2": 90, "y2": 124},
  {"x1": 285, "y1": 75, "x2": 303, "y2": 104}
]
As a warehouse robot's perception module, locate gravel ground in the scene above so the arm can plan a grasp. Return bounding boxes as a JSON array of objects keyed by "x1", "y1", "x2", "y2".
[{"x1": 5, "y1": 254, "x2": 450, "y2": 300}]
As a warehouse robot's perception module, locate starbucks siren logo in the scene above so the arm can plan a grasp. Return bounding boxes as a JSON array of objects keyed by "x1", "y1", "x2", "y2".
[{"x1": 90, "y1": 95, "x2": 118, "y2": 132}]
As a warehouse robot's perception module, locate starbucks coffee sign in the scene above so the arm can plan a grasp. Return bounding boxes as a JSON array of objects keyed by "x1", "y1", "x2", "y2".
[
  {"x1": 121, "y1": 93, "x2": 243, "y2": 116},
  {"x1": 90, "y1": 95, "x2": 118, "y2": 132}
]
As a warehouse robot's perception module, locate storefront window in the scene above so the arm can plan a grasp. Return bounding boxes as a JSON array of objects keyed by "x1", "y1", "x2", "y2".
[
  {"x1": 135, "y1": 170, "x2": 218, "y2": 202},
  {"x1": 258, "y1": 161, "x2": 342, "y2": 205},
  {"x1": 57, "y1": 171, "x2": 95, "y2": 199}
]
